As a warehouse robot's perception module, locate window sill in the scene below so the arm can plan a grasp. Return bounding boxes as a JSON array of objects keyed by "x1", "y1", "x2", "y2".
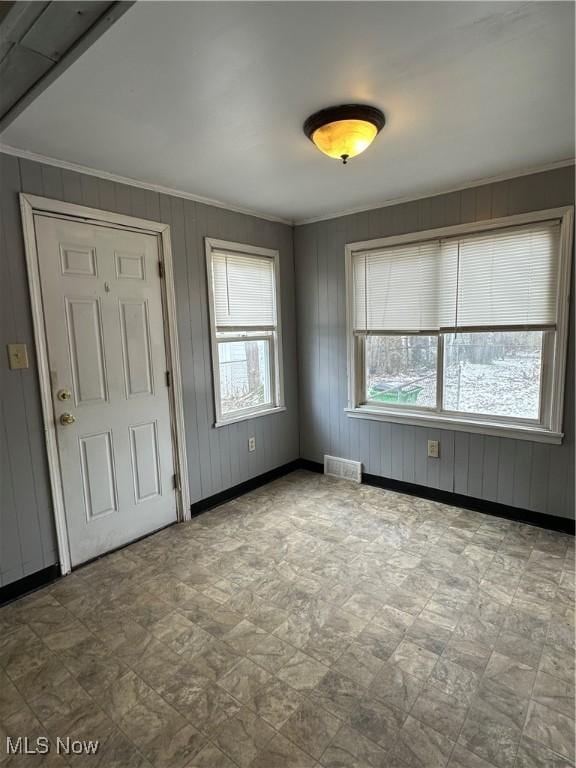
[
  {"x1": 345, "y1": 407, "x2": 563, "y2": 444},
  {"x1": 215, "y1": 405, "x2": 287, "y2": 428}
]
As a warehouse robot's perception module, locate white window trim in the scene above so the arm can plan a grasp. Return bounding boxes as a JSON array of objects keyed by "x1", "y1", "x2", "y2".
[
  {"x1": 205, "y1": 237, "x2": 285, "y2": 428},
  {"x1": 345, "y1": 206, "x2": 574, "y2": 445}
]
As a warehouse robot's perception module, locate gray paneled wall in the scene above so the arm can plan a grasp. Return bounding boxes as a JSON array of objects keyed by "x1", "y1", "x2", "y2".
[
  {"x1": 0, "y1": 153, "x2": 299, "y2": 587},
  {"x1": 295, "y1": 166, "x2": 575, "y2": 520}
]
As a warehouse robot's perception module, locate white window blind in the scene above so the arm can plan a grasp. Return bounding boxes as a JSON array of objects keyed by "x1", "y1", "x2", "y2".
[
  {"x1": 352, "y1": 240, "x2": 457, "y2": 332},
  {"x1": 352, "y1": 220, "x2": 560, "y2": 333},
  {"x1": 453, "y1": 221, "x2": 560, "y2": 329},
  {"x1": 212, "y1": 251, "x2": 276, "y2": 328}
]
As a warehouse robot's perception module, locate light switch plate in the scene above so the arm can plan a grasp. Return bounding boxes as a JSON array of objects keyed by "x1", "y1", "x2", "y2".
[
  {"x1": 427, "y1": 439, "x2": 439, "y2": 458},
  {"x1": 248, "y1": 436, "x2": 256, "y2": 452},
  {"x1": 7, "y1": 343, "x2": 29, "y2": 370}
]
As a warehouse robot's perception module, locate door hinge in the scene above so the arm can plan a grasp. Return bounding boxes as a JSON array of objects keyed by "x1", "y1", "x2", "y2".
[
  {"x1": 172, "y1": 472, "x2": 181, "y2": 491},
  {"x1": 158, "y1": 261, "x2": 165, "y2": 278},
  {"x1": 165, "y1": 370, "x2": 171, "y2": 387}
]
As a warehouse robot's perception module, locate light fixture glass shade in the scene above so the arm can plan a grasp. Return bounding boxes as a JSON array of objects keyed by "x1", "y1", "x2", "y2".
[{"x1": 311, "y1": 119, "x2": 378, "y2": 161}]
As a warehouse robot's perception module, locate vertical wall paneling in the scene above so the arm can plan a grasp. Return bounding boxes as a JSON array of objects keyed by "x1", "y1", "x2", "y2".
[
  {"x1": 0, "y1": 154, "x2": 299, "y2": 587},
  {"x1": 295, "y1": 166, "x2": 574, "y2": 519}
]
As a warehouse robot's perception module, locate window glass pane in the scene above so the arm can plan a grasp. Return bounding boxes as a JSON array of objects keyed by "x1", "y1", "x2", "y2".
[
  {"x1": 219, "y1": 339, "x2": 272, "y2": 415},
  {"x1": 365, "y1": 335, "x2": 438, "y2": 408},
  {"x1": 443, "y1": 331, "x2": 543, "y2": 419}
]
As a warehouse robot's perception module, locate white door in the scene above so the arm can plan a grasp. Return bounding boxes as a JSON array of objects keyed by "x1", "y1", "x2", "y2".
[{"x1": 34, "y1": 214, "x2": 177, "y2": 566}]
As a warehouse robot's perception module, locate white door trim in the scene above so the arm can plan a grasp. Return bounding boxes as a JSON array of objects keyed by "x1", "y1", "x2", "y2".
[{"x1": 19, "y1": 193, "x2": 191, "y2": 576}]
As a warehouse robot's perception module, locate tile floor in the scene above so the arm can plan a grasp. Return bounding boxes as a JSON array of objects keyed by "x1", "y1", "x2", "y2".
[{"x1": 0, "y1": 470, "x2": 574, "y2": 768}]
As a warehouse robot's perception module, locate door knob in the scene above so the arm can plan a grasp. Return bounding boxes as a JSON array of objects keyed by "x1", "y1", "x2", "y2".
[{"x1": 59, "y1": 412, "x2": 76, "y2": 426}]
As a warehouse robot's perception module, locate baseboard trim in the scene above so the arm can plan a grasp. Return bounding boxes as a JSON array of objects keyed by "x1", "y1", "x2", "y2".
[
  {"x1": 190, "y1": 459, "x2": 302, "y2": 517},
  {"x1": 0, "y1": 564, "x2": 60, "y2": 607},
  {"x1": 300, "y1": 459, "x2": 574, "y2": 534}
]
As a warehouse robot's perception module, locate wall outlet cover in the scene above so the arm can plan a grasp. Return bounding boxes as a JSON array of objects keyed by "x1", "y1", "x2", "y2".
[
  {"x1": 427, "y1": 440, "x2": 440, "y2": 458},
  {"x1": 248, "y1": 436, "x2": 256, "y2": 452}
]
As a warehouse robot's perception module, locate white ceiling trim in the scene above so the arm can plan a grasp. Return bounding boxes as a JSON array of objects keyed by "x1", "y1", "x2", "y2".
[
  {"x1": 1, "y1": 142, "x2": 573, "y2": 228},
  {"x1": 294, "y1": 157, "x2": 576, "y2": 226},
  {"x1": 0, "y1": 143, "x2": 292, "y2": 225}
]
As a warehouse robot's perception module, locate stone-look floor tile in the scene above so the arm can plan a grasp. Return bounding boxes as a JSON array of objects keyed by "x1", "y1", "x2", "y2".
[
  {"x1": 389, "y1": 639, "x2": 440, "y2": 681},
  {"x1": 333, "y1": 641, "x2": 383, "y2": 687},
  {"x1": 341, "y1": 592, "x2": 383, "y2": 622},
  {"x1": 515, "y1": 735, "x2": 575, "y2": 768},
  {"x1": 411, "y1": 684, "x2": 469, "y2": 740},
  {"x1": 458, "y1": 680, "x2": 528, "y2": 768},
  {"x1": 524, "y1": 701, "x2": 575, "y2": 762},
  {"x1": 483, "y1": 651, "x2": 536, "y2": 699},
  {"x1": 348, "y1": 695, "x2": 405, "y2": 752},
  {"x1": 92, "y1": 669, "x2": 154, "y2": 720},
  {"x1": 309, "y1": 670, "x2": 365, "y2": 720},
  {"x1": 185, "y1": 638, "x2": 242, "y2": 683},
  {"x1": 539, "y1": 643, "x2": 575, "y2": 683},
  {"x1": 389, "y1": 714, "x2": 455, "y2": 768},
  {"x1": 118, "y1": 691, "x2": 185, "y2": 747},
  {"x1": 251, "y1": 677, "x2": 303, "y2": 728},
  {"x1": 494, "y1": 631, "x2": 542, "y2": 668},
  {"x1": 280, "y1": 700, "x2": 341, "y2": 759},
  {"x1": 141, "y1": 723, "x2": 206, "y2": 768},
  {"x1": 442, "y1": 638, "x2": 493, "y2": 676},
  {"x1": 186, "y1": 742, "x2": 237, "y2": 768},
  {"x1": 386, "y1": 589, "x2": 428, "y2": 616},
  {"x1": 251, "y1": 733, "x2": 316, "y2": 768},
  {"x1": 532, "y1": 670, "x2": 575, "y2": 719},
  {"x1": 16, "y1": 657, "x2": 91, "y2": 722},
  {"x1": 369, "y1": 660, "x2": 423, "y2": 712},
  {"x1": 0, "y1": 670, "x2": 25, "y2": 721},
  {"x1": 45, "y1": 698, "x2": 115, "y2": 745},
  {"x1": 429, "y1": 658, "x2": 481, "y2": 703},
  {"x1": 448, "y1": 745, "x2": 501, "y2": 768},
  {"x1": 375, "y1": 605, "x2": 414, "y2": 634},
  {"x1": 2, "y1": 473, "x2": 573, "y2": 767},
  {"x1": 64, "y1": 727, "x2": 151, "y2": 768},
  {"x1": 212, "y1": 706, "x2": 276, "y2": 768},
  {"x1": 181, "y1": 682, "x2": 241, "y2": 733},
  {"x1": 217, "y1": 657, "x2": 271, "y2": 704},
  {"x1": 356, "y1": 622, "x2": 402, "y2": 662},
  {"x1": 320, "y1": 723, "x2": 388, "y2": 768},
  {"x1": 0, "y1": 625, "x2": 53, "y2": 680},
  {"x1": 407, "y1": 617, "x2": 452, "y2": 655},
  {"x1": 276, "y1": 651, "x2": 329, "y2": 691}
]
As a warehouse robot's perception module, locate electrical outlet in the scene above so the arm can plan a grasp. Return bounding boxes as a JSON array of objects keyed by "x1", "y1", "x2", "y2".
[
  {"x1": 427, "y1": 440, "x2": 439, "y2": 458},
  {"x1": 248, "y1": 436, "x2": 256, "y2": 452}
]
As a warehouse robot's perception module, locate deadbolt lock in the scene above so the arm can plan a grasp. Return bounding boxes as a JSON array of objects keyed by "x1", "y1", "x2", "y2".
[
  {"x1": 57, "y1": 389, "x2": 72, "y2": 401},
  {"x1": 59, "y1": 412, "x2": 76, "y2": 426}
]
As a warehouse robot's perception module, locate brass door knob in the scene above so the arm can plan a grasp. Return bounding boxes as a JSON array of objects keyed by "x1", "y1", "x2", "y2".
[{"x1": 59, "y1": 412, "x2": 76, "y2": 426}]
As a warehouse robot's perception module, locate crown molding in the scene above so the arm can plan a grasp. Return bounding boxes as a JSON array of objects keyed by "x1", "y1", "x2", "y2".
[
  {"x1": 293, "y1": 157, "x2": 576, "y2": 226},
  {"x1": 2, "y1": 143, "x2": 573, "y2": 228},
  {"x1": 0, "y1": 143, "x2": 292, "y2": 226}
]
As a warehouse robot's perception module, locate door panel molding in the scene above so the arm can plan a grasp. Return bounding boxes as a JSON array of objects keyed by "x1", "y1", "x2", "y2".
[{"x1": 20, "y1": 193, "x2": 191, "y2": 575}]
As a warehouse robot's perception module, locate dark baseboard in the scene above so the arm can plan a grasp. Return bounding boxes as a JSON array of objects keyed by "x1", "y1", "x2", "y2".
[
  {"x1": 190, "y1": 459, "x2": 303, "y2": 516},
  {"x1": 300, "y1": 459, "x2": 574, "y2": 535},
  {"x1": 0, "y1": 564, "x2": 60, "y2": 607}
]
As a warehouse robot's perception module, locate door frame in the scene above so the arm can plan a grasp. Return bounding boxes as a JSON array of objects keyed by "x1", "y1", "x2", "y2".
[{"x1": 20, "y1": 193, "x2": 191, "y2": 576}]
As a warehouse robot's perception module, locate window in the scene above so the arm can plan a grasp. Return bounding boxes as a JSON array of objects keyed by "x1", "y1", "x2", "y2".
[
  {"x1": 347, "y1": 208, "x2": 573, "y2": 443},
  {"x1": 206, "y1": 238, "x2": 284, "y2": 426}
]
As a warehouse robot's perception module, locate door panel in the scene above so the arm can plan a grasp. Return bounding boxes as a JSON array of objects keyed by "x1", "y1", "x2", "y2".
[
  {"x1": 119, "y1": 299, "x2": 154, "y2": 397},
  {"x1": 34, "y1": 214, "x2": 177, "y2": 566},
  {"x1": 65, "y1": 297, "x2": 108, "y2": 405}
]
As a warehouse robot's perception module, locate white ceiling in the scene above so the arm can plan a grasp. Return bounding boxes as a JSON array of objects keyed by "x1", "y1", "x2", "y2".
[{"x1": 2, "y1": 1, "x2": 574, "y2": 223}]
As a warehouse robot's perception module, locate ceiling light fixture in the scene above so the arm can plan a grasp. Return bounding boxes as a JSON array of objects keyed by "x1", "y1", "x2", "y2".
[{"x1": 303, "y1": 104, "x2": 385, "y2": 164}]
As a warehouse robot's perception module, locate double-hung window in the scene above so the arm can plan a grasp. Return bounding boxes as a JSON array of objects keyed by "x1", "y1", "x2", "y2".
[
  {"x1": 206, "y1": 238, "x2": 284, "y2": 426},
  {"x1": 347, "y1": 208, "x2": 573, "y2": 443}
]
